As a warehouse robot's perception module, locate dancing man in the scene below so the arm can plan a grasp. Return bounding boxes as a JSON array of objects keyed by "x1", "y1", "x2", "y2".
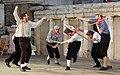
[
  {"x1": 86, "y1": 30, "x2": 102, "y2": 68},
  {"x1": 46, "y1": 25, "x2": 62, "y2": 65},
  {"x1": 60, "y1": 23, "x2": 82, "y2": 70},
  {"x1": 13, "y1": 6, "x2": 47, "y2": 72}
]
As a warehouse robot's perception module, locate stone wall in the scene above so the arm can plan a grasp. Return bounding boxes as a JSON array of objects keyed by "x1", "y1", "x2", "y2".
[
  {"x1": 0, "y1": 4, "x2": 4, "y2": 28},
  {"x1": 34, "y1": 2, "x2": 120, "y2": 17},
  {"x1": 5, "y1": 4, "x2": 34, "y2": 26}
]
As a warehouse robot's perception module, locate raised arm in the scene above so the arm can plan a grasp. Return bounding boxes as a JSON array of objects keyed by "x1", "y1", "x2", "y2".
[
  {"x1": 29, "y1": 16, "x2": 47, "y2": 28},
  {"x1": 63, "y1": 23, "x2": 75, "y2": 31},
  {"x1": 75, "y1": 17, "x2": 91, "y2": 22},
  {"x1": 63, "y1": 20, "x2": 75, "y2": 31},
  {"x1": 13, "y1": 6, "x2": 21, "y2": 23}
]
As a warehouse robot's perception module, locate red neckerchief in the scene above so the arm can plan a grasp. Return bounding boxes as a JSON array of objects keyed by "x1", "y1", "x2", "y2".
[
  {"x1": 54, "y1": 31, "x2": 59, "y2": 39},
  {"x1": 96, "y1": 18, "x2": 103, "y2": 23},
  {"x1": 22, "y1": 19, "x2": 27, "y2": 23},
  {"x1": 69, "y1": 30, "x2": 77, "y2": 36}
]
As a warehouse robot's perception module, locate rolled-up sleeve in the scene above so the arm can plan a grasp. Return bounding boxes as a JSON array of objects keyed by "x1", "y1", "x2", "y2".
[
  {"x1": 29, "y1": 18, "x2": 44, "y2": 28},
  {"x1": 62, "y1": 34, "x2": 78, "y2": 43},
  {"x1": 89, "y1": 19, "x2": 96, "y2": 23}
]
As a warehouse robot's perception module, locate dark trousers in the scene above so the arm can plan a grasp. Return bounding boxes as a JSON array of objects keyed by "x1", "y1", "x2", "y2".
[
  {"x1": 19, "y1": 37, "x2": 31, "y2": 64},
  {"x1": 46, "y1": 42, "x2": 60, "y2": 59},
  {"x1": 6, "y1": 37, "x2": 21, "y2": 64},
  {"x1": 66, "y1": 41, "x2": 81, "y2": 60},
  {"x1": 100, "y1": 33, "x2": 110, "y2": 57},
  {"x1": 91, "y1": 43, "x2": 101, "y2": 66}
]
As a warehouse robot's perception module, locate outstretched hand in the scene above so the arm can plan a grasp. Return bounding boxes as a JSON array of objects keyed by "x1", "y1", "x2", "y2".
[
  {"x1": 75, "y1": 17, "x2": 80, "y2": 20},
  {"x1": 42, "y1": 16, "x2": 48, "y2": 20},
  {"x1": 60, "y1": 42, "x2": 64, "y2": 44},
  {"x1": 15, "y1": 6, "x2": 18, "y2": 9},
  {"x1": 60, "y1": 42, "x2": 68, "y2": 44}
]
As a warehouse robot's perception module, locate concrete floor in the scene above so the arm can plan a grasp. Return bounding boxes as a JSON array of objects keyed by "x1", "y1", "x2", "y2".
[{"x1": 0, "y1": 55, "x2": 120, "y2": 75}]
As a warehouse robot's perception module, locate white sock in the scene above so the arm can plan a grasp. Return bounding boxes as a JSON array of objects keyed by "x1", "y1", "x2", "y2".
[
  {"x1": 24, "y1": 63, "x2": 27, "y2": 66},
  {"x1": 47, "y1": 55, "x2": 50, "y2": 60},
  {"x1": 55, "y1": 60, "x2": 58, "y2": 63},
  {"x1": 21, "y1": 64, "x2": 25, "y2": 68},
  {"x1": 67, "y1": 60, "x2": 71, "y2": 67},
  {"x1": 55, "y1": 57, "x2": 58, "y2": 63}
]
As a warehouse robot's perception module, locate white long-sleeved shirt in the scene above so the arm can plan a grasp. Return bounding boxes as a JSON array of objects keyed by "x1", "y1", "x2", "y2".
[
  {"x1": 13, "y1": 6, "x2": 44, "y2": 37},
  {"x1": 93, "y1": 32, "x2": 101, "y2": 43},
  {"x1": 63, "y1": 32, "x2": 82, "y2": 43}
]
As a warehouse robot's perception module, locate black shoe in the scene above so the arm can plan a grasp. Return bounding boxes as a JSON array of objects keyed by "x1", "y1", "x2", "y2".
[
  {"x1": 93, "y1": 65, "x2": 101, "y2": 68},
  {"x1": 24, "y1": 66, "x2": 31, "y2": 70},
  {"x1": 20, "y1": 67, "x2": 26, "y2": 72},
  {"x1": 65, "y1": 66, "x2": 70, "y2": 70},
  {"x1": 12, "y1": 62, "x2": 20, "y2": 67},
  {"x1": 47, "y1": 59, "x2": 50, "y2": 64},
  {"x1": 99, "y1": 66, "x2": 108, "y2": 70},
  {"x1": 5, "y1": 59, "x2": 11, "y2": 67},
  {"x1": 107, "y1": 66, "x2": 112, "y2": 69},
  {"x1": 55, "y1": 62, "x2": 61, "y2": 65},
  {"x1": 73, "y1": 58, "x2": 77, "y2": 63}
]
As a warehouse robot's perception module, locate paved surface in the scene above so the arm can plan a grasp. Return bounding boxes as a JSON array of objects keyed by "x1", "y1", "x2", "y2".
[{"x1": 0, "y1": 55, "x2": 120, "y2": 75}]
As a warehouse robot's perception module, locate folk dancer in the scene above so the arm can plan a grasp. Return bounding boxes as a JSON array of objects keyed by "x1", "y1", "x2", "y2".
[
  {"x1": 86, "y1": 30, "x2": 102, "y2": 68},
  {"x1": 13, "y1": 6, "x2": 47, "y2": 72},
  {"x1": 46, "y1": 25, "x2": 62, "y2": 65},
  {"x1": 60, "y1": 26, "x2": 82, "y2": 70}
]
